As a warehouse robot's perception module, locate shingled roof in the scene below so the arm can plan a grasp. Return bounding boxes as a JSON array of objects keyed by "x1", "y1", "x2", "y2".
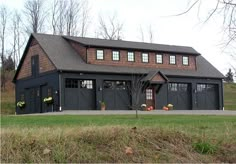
[
  {"x1": 13, "y1": 33, "x2": 224, "y2": 81},
  {"x1": 64, "y1": 36, "x2": 201, "y2": 55}
]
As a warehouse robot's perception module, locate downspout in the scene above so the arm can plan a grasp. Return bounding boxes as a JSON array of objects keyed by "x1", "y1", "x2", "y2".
[{"x1": 59, "y1": 71, "x2": 62, "y2": 111}]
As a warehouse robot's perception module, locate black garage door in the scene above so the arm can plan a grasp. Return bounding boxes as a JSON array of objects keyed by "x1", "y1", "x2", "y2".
[
  {"x1": 196, "y1": 84, "x2": 219, "y2": 109},
  {"x1": 103, "y1": 80, "x2": 131, "y2": 110},
  {"x1": 64, "y1": 79, "x2": 95, "y2": 110},
  {"x1": 168, "y1": 83, "x2": 191, "y2": 110}
]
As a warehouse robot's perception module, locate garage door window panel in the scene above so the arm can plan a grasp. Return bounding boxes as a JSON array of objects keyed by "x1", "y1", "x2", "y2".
[
  {"x1": 80, "y1": 80, "x2": 93, "y2": 89},
  {"x1": 65, "y1": 79, "x2": 78, "y2": 88},
  {"x1": 168, "y1": 83, "x2": 178, "y2": 91},
  {"x1": 179, "y1": 83, "x2": 188, "y2": 91}
]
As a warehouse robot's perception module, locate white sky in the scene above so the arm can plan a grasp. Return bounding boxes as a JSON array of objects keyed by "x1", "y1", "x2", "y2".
[{"x1": 1, "y1": 0, "x2": 235, "y2": 75}]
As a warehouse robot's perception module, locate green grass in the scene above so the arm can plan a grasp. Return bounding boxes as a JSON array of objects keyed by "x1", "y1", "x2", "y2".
[
  {"x1": 224, "y1": 83, "x2": 236, "y2": 110},
  {"x1": 1, "y1": 115, "x2": 236, "y2": 140},
  {"x1": 1, "y1": 88, "x2": 15, "y2": 115},
  {"x1": 1, "y1": 115, "x2": 236, "y2": 162}
]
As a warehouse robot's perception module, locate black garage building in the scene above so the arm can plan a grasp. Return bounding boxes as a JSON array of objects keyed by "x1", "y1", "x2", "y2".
[{"x1": 13, "y1": 34, "x2": 224, "y2": 114}]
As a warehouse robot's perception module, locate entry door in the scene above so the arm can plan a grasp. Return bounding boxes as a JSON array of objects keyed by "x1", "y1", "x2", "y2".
[
  {"x1": 146, "y1": 88, "x2": 155, "y2": 108},
  {"x1": 27, "y1": 87, "x2": 41, "y2": 113}
]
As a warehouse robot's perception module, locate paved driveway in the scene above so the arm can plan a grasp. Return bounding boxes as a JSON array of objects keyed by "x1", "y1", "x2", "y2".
[{"x1": 27, "y1": 110, "x2": 236, "y2": 116}]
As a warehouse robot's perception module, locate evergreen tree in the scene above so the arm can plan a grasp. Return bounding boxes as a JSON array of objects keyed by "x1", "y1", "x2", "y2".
[{"x1": 225, "y1": 68, "x2": 234, "y2": 83}]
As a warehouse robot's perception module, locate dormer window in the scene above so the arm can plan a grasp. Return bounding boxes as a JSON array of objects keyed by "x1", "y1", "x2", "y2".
[
  {"x1": 127, "y1": 52, "x2": 135, "y2": 62},
  {"x1": 183, "y1": 56, "x2": 189, "y2": 65},
  {"x1": 156, "y1": 54, "x2": 163, "y2": 64},
  {"x1": 142, "y1": 53, "x2": 149, "y2": 63},
  {"x1": 96, "y1": 50, "x2": 104, "y2": 60},
  {"x1": 112, "y1": 50, "x2": 120, "y2": 61},
  {"x1": 169, "y1": 55, "x2": 176, "y2": 65}
]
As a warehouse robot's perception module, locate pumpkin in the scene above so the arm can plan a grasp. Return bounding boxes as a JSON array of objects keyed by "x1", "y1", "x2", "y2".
[{"x1": 163, "y1": 106, "x2": 169, "y2": 111}]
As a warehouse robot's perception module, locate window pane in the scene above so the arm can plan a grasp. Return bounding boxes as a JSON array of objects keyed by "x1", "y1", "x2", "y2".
[
  {"x1": 80, "y1": 80, "x2": 93, "y2": 89},
  {"x1": 96, "y1": 50, "x2": 104, "y2": 60},
  {"x1": 168, "y1": 83, "x2": 178, "y2": 91},
  {"x1": 116, "y1": 81, "x2": 127, "y2": 90},
  {"x1": 170, "y1": 55, "x2": 176, "y2": 64},
  {"x1": 112, "y1": 51, "x2": 120, "y2": 61},
  {"x1": 178, "y1": 83, "x2": 188, "y2": 92},
  {"x1": 142, "y1": 53, "x2": 149, "y2": 62},
  {"x1": 103, "y1": 81, "x2": 115, "y2": 89},
  {"x1": 183, "y1": 56, "x2": 189, "y2": 65},
  {"x1": 197, "y1": 84, "x2": 206, "y2": 92},
  {"x1": 146, "y1": 89, "x2": 153, "y2": 100},
  {"x1": 65, "y1": 79, "x2": 78, "y2": 88},
  {"x1": 156, "y1": 54, "x2": 163, "y2": 63},
  {"x1": 127, "y1": 52, "x2": 134, "y2": 61}
]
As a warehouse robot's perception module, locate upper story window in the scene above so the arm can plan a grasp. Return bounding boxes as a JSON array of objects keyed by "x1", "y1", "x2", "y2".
[
  {"x1": 169, "y1": 55, "x2": 176, "y2": 65},
  {"x1": 96, "y1": 50, "x2": 104, "y2": 60},
  {"x1": 142, "y1": 53, "x2": 149, "y2": 63},
  {"x1": 112, "y1": 50, "x2": 120, "y2": 61},
  {"x1": 156, "y1": 54, "x2": 163, "y2": 64},
  {"x1": 182, "y1": 56, "x2": 189, "y2": 65},
  {"x1": 31, "y1": 55, "x2": 39, "y2": 77},
  {"x1": 127, "y1": 52, "x2": 135, "y2": 62}
]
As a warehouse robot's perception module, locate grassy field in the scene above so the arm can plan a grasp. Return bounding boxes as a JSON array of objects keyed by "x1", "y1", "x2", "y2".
[
  {"x1": 224, "y1": 83, "x2": 236, "y2": 110},
  {"x1": 1, "y1": 115, "x2": 236, "y2": 162}
]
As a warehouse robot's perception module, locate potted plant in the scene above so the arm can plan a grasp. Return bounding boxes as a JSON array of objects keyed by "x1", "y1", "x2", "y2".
[
  {"x1": 17, "y1": 101, "x2": 25, "y2": 109},
  {"x1": 167, "y1": 104, "x2": 174, "y2": 110},
  {"x1": 43, "y1": 96, "x2": 53, "y2": 105},
  {"x1": 100, "y1": 101, "x2": 106, "y2": 111}
]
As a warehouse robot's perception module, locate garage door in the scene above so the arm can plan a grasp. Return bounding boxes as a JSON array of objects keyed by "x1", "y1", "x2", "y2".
[
  {"x1": 103, "y1": 80, "x2": 131, "y2": 110},
  {"x1": 168, "y1": 83, "x2": 191, "y2": 110},
  {"x1": 64, "y1": 79, "x2": 95, "y2": 110},
  {"x1": 196, "y1": 84, "x2": 219, "y2": 109}
]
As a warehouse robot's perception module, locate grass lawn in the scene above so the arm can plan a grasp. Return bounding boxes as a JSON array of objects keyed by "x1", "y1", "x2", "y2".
[
  {"x1": 224, "y1": 83, "x2": 236, "y2": 110},
  {"x1": 1, "y1": 115, "x2": 236, "y2": 163},
  {"x1": 1, "y1": 115, "x2": 236, "y2": 140}
]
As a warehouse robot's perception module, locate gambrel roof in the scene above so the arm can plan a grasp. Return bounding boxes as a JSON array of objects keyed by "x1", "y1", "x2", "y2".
[{"x1": 13, "y1": 33, "x2": 224, "y2": 81}]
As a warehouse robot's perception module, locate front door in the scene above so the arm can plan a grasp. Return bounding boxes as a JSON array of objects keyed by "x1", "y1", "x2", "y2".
[
  {"x1": 27, "y1": 87, "x2": 41, "y2": 113},
  {"x1": 145, "y1": 88, "x2": 155, "y2": 108}
]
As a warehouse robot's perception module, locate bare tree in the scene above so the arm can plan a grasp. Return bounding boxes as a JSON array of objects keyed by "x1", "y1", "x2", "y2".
[
  {"x1": 80, "y1": 0, "x2": 90, "y2": 37},
  {"x1": 51, "y1": 0, "x2": 59, "y2": 34},
  {"x1": 65, "y1": 0, "x2": 81, "y2": 36},
  {"x1": 139, "y1": 25, "x2": 145, "y2": 42},
  {"x1": 23, "y1": 0, "x2": 46, "y2": 33},
  {"x1": 129, "y1": 74, "x2": 149, "y2": 118},
  {"x1": 177, "y1": 0, "x2": 236, "y2": 47},
  {"x1": 149, "y1": 25, "x2": 154, "y2": 43},
  {"x1": 138, "y1": 24, "x2": 155, "y2": 43},
  {"x1": 11, "y1": 10, "x2": 25, "y2": 69},
  {"x1": 98, "y1": 13, "x2": 123, "y2": 40},
  {"x1": 57, "y1": 0, "x2": 67, "y2": 35},
  {"x1": 0, "y1": 6, "x2": 8, "y2": 91}
]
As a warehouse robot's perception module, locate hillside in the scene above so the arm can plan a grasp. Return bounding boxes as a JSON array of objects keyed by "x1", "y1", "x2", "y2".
[{"x1": 224, "y1": 83, "x2": 236, "y2": 110}]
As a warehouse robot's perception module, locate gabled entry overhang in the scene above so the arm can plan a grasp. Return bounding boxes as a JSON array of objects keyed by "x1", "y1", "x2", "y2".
[{"x1": 141, "y1": 71, "x2": 169, "y2": 84}]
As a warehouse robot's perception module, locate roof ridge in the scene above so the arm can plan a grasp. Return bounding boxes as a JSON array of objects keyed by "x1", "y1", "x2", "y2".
[{"x1": 32, "y1": 33, "x2": 198, "y2": 51}]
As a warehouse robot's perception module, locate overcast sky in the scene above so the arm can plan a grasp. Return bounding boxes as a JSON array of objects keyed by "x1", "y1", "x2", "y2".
[{"x1": 1, "y1": 0, "x2": 235, "y2": 75}]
